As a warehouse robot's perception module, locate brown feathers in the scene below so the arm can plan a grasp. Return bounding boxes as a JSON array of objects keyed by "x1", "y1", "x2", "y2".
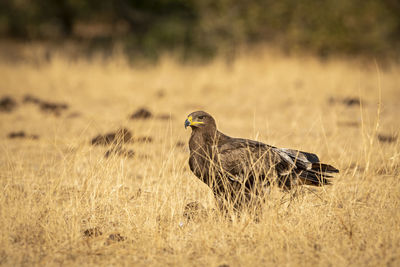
[{"x1": 185, "y1": 111, "x2": 339, "y2": 209}]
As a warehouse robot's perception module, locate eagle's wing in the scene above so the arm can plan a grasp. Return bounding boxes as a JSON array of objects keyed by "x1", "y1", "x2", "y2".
[
  {"x1": 214, "y1": 138, "x2": 338, "y2": 186},
  {"x1": 214, "y1": 138, "x2": 286, "y2": 183}
]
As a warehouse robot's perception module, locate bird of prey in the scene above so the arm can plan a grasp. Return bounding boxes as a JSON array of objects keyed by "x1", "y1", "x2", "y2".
[{"x1": 184, "y1": 111, "x2": 339, "y2": 211}]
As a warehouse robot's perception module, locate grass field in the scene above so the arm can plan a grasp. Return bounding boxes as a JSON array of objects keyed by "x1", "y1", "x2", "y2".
[{"x1": 1, "y1": 46, "x2": 399, "y2": 266}]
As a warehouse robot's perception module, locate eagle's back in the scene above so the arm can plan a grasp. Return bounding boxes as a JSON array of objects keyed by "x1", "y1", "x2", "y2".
[{"x1": 214, "y1": 136, "x2": 282, "y2": 183}]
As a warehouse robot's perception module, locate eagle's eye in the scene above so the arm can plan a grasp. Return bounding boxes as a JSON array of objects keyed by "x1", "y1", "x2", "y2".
[{"x1": 198, "y1": 116, "x2": 205, "y2": 120}]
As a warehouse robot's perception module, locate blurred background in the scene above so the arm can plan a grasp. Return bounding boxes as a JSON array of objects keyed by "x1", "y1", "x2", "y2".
[
  {"x1": 1, "y1": 0, "x2": 400, "y2": 62},
  {"x1": 1, "y1": 2, "x2": 400, "y2": 266}
]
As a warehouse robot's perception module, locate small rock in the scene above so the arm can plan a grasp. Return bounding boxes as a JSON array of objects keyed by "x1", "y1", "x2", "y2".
[
  {"x1": 83, "y1": 227, "x2": 103, "y2": 237},
  {"x1": 130, "y1": 108, "x2": 152, "y2": 119},
  {"x1": 378, "y1": 134, "x2": 397, "y2": 143},
  {"x1": 91, "y1": 128, "x2": 132, "y2": 146},
  {"x1": 176, "y1": 141, "x2": 185, "y2": 147},
  {"x1": 0, "y1": 96, "x2": 17, "y2": 112},
  {"x1": 342, "y1": 97, "x2": 361, "y2": 106},
  {"x1": 108, "y1": 233, "x2": 126, "y2": 242},
  {"x1": 22, "y1": 94, "x2": 69, "y2": 115},
  {"x1": 40, "y1": 101, "x2": 68, "y2": 116},
  {"x1": 8, "y1": 131, "x2": 39, "y2": 139},
  {"x1": 8, "y1": 131, "x2": 26, "y2": 138}
]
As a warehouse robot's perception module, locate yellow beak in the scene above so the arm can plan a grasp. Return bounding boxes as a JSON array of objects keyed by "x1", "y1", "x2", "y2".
[{"x1": 184, "y1": 116, "x2": 204, "y2": 129}]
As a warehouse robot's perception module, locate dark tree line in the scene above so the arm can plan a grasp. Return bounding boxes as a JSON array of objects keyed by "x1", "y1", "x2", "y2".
[{"x1": 0, "y1": 0, "x2": 399, "y2": 59}]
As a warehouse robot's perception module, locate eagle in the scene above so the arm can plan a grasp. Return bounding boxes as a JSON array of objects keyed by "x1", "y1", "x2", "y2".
[{"x1": 184, "y1": 111, "x2": 339, "y2": 211}]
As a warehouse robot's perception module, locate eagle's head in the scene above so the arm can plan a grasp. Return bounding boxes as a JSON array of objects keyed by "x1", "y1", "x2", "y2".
[{"x1": 185, "y1": 111, "x2": 216, "y2": 130}]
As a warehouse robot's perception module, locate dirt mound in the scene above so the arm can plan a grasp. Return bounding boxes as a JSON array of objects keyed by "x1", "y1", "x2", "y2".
[
  {"x1": 0, "y1": 96, "x2": 17, "y2": 112},
  {"x1": 107, "y1": 233, "x2": 126, "y2": 242},
  {"x1": 130, "y1": 108, "x2": 152, "y2": 119},
  {"x1": 8, "y1": 131, "x2": 39, "y2": 139},
  {"x1": 91, "y1": 128, "x2": 132, "y2": 146},
  {"x1": 23, "y1": 94, "x2": 69, "y2": 116},
  {"x1": 39, "y1": 101, "x2": 68, "y2": 115},
  {"x1": 83, "y1": 227, "x2": 103, "y2": 238},
  {"x1": 378, "y1": 134, "x2": 397, "y2": 143}
]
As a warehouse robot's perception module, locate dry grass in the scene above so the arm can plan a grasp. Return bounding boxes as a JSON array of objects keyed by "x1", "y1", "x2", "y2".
[{"x1": 0, "y1": 47, "x2": 400, "y2": 266}]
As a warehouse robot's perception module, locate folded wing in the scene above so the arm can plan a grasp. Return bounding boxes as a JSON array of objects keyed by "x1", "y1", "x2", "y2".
[{"x1": 215, "y1": 138, "x2": 338, "y2": 188}]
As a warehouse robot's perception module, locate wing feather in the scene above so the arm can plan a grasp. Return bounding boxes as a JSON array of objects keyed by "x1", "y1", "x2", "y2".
[
  {"x1": 215, "y1": 138, "x2": 294, "y2": 183},
  {"x1": 213, "y1": 136, "x2": 338, "y2": 187}
]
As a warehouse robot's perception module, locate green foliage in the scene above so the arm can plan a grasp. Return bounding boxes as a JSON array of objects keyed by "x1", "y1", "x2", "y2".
[{"x1": 0, "y1": 0, "x2": 399, "y2": 59}]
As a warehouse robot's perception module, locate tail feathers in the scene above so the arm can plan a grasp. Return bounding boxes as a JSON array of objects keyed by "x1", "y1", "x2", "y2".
[
  {"x1": 299, "y1": 169, "x2": 333, "y2": 186},
  {"x1": 311, "y1": 163, "x2": 339, "y2": 173},
  {"x1": 298, "y1": 162, "x2": 339, "y2": 186},
  {"x1": 278, "y1": 161, "x2": 339, "y2": 188}
]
